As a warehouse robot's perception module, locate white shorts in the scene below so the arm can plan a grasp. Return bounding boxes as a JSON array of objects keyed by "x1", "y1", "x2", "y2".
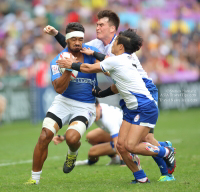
[{"x1": 47, "y1": 95, "x2": 96, "y2": 129}]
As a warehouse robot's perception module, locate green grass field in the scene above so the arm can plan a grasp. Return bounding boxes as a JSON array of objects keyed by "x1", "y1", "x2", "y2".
[{"x1": 0, "y1": 108, "x2": 200, "y2": 192}]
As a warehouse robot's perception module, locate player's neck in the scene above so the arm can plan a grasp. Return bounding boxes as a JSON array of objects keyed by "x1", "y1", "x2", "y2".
[
  {"x1": 102, "y1": 33, "x2": 116, "y2": 46},
  {"x1": 69, "y1": 51, "x2": 82, "y2": 58},
  {"x1": 115, "y1": 50, "x2": 125, "y2": 56}
]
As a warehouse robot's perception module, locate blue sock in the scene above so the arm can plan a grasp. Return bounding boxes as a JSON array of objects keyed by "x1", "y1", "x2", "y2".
[
  {"x1": 159, "y1": 141, "x2": 168, "y2": 147},
  {"x1": 133, "y1": 170, "x2": 147, "y2": 180},
  {"x1": 157, "y1": 146, "x2": 166, "y2": 158},
  {"x1": 152, "y1": 156, "x2": 168, "y2": 175}
]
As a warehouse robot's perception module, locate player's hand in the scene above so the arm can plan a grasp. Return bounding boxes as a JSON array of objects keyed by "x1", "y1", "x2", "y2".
[
  {"x1": 56, "y1": 54, "x2": 77, "y2": 69},
  {"x1": 52, "y1": 135, "x2": 64, "y2": 145},
  {"x1": 80, "y1": 48, "x2": 94, "y2": 56},
  {"x1": 103, "y1": 71, "x2": 110, "y2": 76},
  {"x1": 43, "y1": 25, "x2": 58, "y2": 36},
  {"x1": 92, "y1": 86, "x2": 102, "y2": 97}
]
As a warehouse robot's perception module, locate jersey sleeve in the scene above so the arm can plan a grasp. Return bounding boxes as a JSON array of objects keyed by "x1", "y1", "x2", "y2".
[
  {"x1": 50, "y1": 57, "x2": 61, "y2": 82},
  {"x1": 100, "y1": 57, "x2": 115, "y2": 72}
]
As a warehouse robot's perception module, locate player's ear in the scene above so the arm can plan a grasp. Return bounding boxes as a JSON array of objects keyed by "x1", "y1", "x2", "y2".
[
  {"x1": 110, "y1": 25, "x2": 115, "y2": 33},
  {"x1": 119, "y1": 44, "x2": 124, "y2": 50}
]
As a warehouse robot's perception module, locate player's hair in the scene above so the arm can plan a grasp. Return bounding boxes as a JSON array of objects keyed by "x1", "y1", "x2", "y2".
[
  {"x1": 117, "y1": 29, "x2": 143, "y2": 53},
  {"x1": 65, "y1": 22, "x2": 85, "y2": 34},
  {"x1": 95, "y1": 99, "x2": 99, "y2": 107},
  {"x1": 97, "y1": 10, "x2": 120, "y2": 31}
]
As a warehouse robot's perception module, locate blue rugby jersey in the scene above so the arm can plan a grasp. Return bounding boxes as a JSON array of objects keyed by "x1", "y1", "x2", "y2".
[{"x1": 50, "y1": 44, "x2": 99, "y2": 103}]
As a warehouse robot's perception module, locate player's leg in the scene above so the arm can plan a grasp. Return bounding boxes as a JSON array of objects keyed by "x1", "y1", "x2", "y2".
[
  {"x1": 25, "y1": 114, "x2": 61, "y2": 185},
  {"x1": 76, "y1": 142, "x2": 116, "y2": 166},
  {"x1": 63, "y1": 116, "x2": 88, "y2": 173},
  {"x1": 86, "y1": 128, "x2": 111, "y2": 145},
  {"x1": 125, "y1": 123, "x2": 175, "y2": 179},
  {"x1": 25, "y1": 95, "x2": 72, "y2": 184},
  {"x1": 143, "y1": 132, "x2": 175, "y2": 181},
  {"x1": 63, "y1": 102, "x2": 96, "y2": 173},
  {"x1": 117, "y1": 120, "x2": 149, "y2": 183}
]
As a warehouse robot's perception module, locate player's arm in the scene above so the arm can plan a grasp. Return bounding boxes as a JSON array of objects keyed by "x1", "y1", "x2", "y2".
[
  {"x1": 43, "y1": 25, "x2": 66, "y2": 48},
  {"x1": 92, "y1": 84, "x2": 118, "y2": 98},
  {"x1": 52, "y1": 70, "x2": 71, "y2": 94},
  {"x1": 80, "y1": 48, "x2": 109, "y2": 61},
  {"x1": 56, "y1": 57, "x2": 103, "y2": 73}
]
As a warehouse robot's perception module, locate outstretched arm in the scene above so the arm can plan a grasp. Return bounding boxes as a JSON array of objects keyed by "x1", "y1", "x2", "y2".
[
  {"x1": 44, "y1": 25, "x2": 66, "y2": 48},
  {"x1": 56, "y1": 57, "x2": 103, "y2": 74}
]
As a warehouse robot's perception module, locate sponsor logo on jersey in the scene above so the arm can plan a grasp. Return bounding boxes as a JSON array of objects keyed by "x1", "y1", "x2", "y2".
[
  {"x1": 52, "y1": 65, "x2": 59, "y2": 75},
  {"x1": 71, "y1": 78, "x2": 96, "y2": 87},
  {"x1": 134, "y1": 114, "x2": 140, "y2": 122}
]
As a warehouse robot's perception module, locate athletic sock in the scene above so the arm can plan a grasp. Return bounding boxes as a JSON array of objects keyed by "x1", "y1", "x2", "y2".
[
  {"x1": 88, "y1": 159, "x2": 98, "y2": 165},
  {"x1": 164, "y1": 147, "x2": 169, "y2": 157},
  {"x1": 32, "y1": 170, "x2": 42, "y2": 184},
  {"x1": 152, "y1": 156, "x2": 168, "y2": 175},
  {"x1": 68, "y1": 148, "x2": 78, "y2": 156},
  {"x1": 133, "y1": 170, "x2": 148, "y2": 182},
  {"x1": 157, "y1": 146, "x2": 167, "y2": 158},
  {"x1": 159, "y1": 141, "x2": 168, "y2": 147},
  {"x1": 108, "y1": 154, "x2": 115, "y2": 158}
]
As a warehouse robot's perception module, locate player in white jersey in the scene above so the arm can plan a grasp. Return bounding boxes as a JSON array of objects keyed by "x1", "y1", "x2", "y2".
[
  {"x1": 56, "y1": 28, "x2": 176, "y2": 183},
  {"x1": 44, "y1": 10, "x2": 175, "y2": 182},
  {"x1": 25, "y1": 23, "x2": 102, "y2": 185}
]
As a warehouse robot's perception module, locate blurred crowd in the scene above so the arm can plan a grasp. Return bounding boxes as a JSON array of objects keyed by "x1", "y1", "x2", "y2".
[{"x1": 0, "y1": 0, "x2": 200, "y2": 87}]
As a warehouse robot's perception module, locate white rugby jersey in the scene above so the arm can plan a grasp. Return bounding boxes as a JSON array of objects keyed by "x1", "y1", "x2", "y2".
[
  {"x1": 100, "y1": 53, "x2": 154, "y2": 110},
  {"x1": 95, "y1": 103, "x2": 122, "y2": 138},
  {"x1": 86, "y1": 37, "x2": 149, "y2": 79}
]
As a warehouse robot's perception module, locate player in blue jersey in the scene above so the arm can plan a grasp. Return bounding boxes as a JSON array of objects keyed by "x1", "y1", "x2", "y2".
[
  {"x1": 25, "y1": 23, "x2": 101, "y2": 185},
  {"x1": 56, "y1": 28, "x2": 176, "y2": 184},
  {"x1": 45, "y1": 10, "x2": 175, "y2": 182}
]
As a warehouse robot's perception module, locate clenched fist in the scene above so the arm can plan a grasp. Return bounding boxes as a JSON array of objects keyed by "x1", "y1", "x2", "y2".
[{"x1": 43, "y1": 25, "x2": 58, "y2": 36}]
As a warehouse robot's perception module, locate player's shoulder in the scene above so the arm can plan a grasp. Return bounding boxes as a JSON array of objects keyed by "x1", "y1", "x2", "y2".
[
  {"x1": 86, "y1": 38, "x2": 103, "y2": 46},
  {"x1": 83, "y1": 43, "x2": 99, "y2": 52}
]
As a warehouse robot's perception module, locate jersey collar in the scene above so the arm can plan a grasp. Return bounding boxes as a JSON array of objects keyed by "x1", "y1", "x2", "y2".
[{"x1": 109, "y1": 34, "x2": 116, "y2": 44}]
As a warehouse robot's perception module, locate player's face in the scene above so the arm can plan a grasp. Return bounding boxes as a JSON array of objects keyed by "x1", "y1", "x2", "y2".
[
  {"x1": 96, "y1": 17, "x2": 112, "y2": 41},
  {"x1": 111, "y1": 38, "x2": 119, "y2": 55},
  {"x1": 95, "y1": 104, "x2": 101, "y2": 121},
  {"x1": 67, "y1": 37, "x2": 84, "y2": 52}
]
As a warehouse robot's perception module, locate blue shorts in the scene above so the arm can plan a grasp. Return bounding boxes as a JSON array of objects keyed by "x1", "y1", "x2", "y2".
[{"x1": 119, "y1": 99, "x2": 158, "y2": 128}]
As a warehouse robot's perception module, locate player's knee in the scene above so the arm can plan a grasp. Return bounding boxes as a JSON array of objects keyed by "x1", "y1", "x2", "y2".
[
  {"x1": 125, "y1": 141, "x2": 137, "y2": 154},
  {"x1": 65, "y1": 130, "x2": 80, "y2": 146},
  {"x1": 143, "y1": 133, "x2": 154, "y2": 143},
  {"x1": 88, "y1": 147, "x2": 98, "y2": 157},
  {"x1": 38, "y1": 128, "x2": 53, "y2": 147},
  {"x1": 86, "y1": 132, "x2": 94, "y2": 144},
  {"x1": 42, "y1": 117, "x2": 59, "y2": 135},
  {"x1": 116, "y1": 141, "x2": 125, "y2": 154}
]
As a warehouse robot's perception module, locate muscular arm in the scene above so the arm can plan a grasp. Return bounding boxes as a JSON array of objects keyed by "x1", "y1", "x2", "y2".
[
  {"x1": 52, "y1": 70, "x2": 71, "y2": 94},
  {"x1": 79, "y1": 63, "x2": 103, "y2": 73}
]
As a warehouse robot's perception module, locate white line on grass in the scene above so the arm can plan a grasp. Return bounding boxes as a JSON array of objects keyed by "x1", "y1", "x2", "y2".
[{"x1": 0, "y1": 156, "x2": 64, "y2": 167}]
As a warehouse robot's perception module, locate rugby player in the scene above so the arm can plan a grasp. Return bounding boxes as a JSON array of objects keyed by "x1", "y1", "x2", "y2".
[{"x1": 25, "y1": 22, "x2": 100, "y2": 185}]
